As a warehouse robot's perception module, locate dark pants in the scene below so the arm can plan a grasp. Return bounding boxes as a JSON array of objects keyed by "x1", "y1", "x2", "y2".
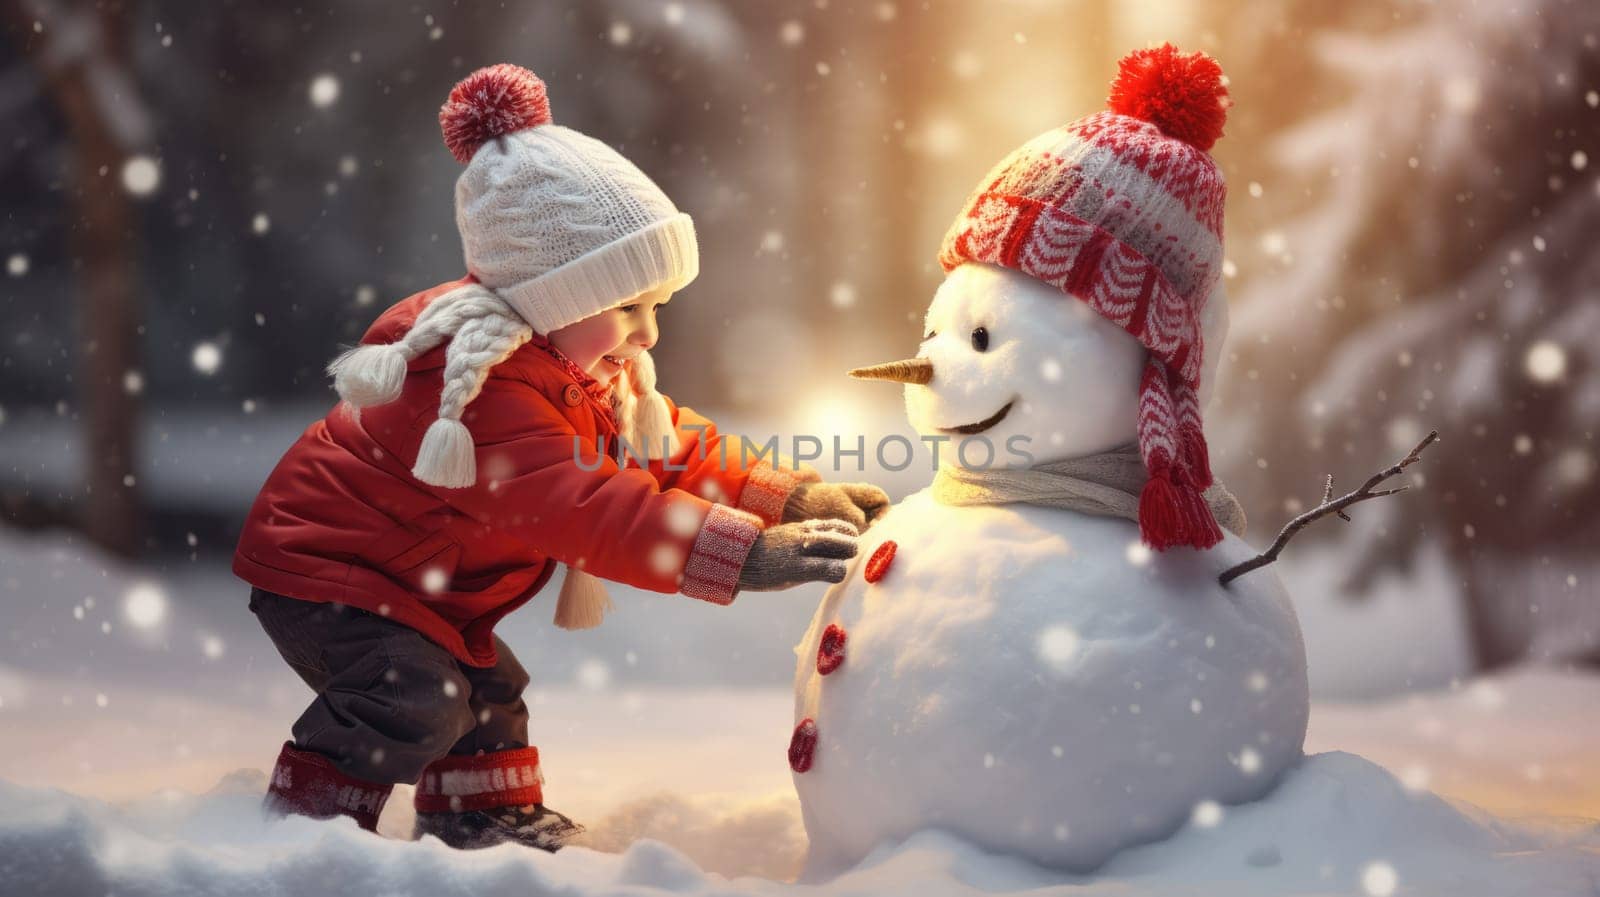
[{"x1": 249, "y1": 588, "x2": 531, "y2": 785}]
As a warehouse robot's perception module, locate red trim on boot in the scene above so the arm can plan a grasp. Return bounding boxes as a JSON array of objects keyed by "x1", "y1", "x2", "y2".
[
  {"x1": 264, "y1": 741, "x2": 392, "y2": 832},
  {"x1": 414, "y1": 746, "x2": 545, "y2": 814}
]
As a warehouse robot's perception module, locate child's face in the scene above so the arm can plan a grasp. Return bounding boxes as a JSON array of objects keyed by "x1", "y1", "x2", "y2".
[{"x1": 548, "y1": 288, "x2": 671, "y2": 383}]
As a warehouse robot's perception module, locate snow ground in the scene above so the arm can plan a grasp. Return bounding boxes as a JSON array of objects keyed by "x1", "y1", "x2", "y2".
[{"x1": 3, "y1": 669, "x2": 1600, "y2": 895}]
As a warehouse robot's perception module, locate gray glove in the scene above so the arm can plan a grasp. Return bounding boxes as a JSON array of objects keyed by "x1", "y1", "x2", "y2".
[
  {"x1": 782, "y1": 482, "x2": 891, "y2": 532},
  {"x1": 737, "y1": 519, "x2": 860, "y2": 591}
]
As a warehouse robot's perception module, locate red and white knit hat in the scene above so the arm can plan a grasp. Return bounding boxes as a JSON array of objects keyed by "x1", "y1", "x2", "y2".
[{"x1": 938, "y1": 44, "x2": 1232, "y2": 551}]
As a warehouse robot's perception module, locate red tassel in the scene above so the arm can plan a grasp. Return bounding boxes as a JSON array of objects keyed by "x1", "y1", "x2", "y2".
[
  {"x1": 1177, "y1": 478, "x2": 1223, "y2": 549},
  {"x1": 1139, "y1": 469, "x2": 1223, "y2": 551},
  {"x1": 1138, "y1": 474, "x2": 1185, "y2": 550}
]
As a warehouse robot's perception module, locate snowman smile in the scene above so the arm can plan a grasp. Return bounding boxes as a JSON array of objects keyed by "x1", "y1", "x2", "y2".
[{"x1": 942, "y1": 399, "x2": 1015, "y2": 435}]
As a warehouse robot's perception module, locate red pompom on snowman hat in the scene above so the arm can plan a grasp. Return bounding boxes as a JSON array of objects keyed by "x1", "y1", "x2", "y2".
[
  {"x1": 938, "y1": 44, "x2": 1234, "y2": 551},
  {"x1": 1106, "y1": 43, "x2": 1230, "y2": 151}
]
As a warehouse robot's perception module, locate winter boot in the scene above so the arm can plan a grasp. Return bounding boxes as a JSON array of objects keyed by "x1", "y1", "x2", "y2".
[
  {"x1": 415, "y1": 801, "x2": 586, "y2": 851},
  {"x1": 411, "y1": 746, "x2": 586, "y2": 851},
  {"x1": 264, "y1": 741, "x2": 393, "y2": 832}
]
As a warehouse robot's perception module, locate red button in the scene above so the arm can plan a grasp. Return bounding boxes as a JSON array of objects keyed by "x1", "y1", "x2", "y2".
[
  {"x1": 864, "y1": 540, "x2": 897, "y2": 583},
  {"x1": 562, "y1": 384, "x2": 584, "y2": 407},
  {"x1": 789, "y1": 718, "x2": 818, "y2": 773},
  {"x1": 817, "y1": 624, "x2": 847, "y2": 675}
]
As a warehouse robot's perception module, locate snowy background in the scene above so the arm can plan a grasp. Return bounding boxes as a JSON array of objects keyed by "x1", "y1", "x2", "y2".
[{"x1": 2, "y1": 0, "x2": 1598, "y2": 894}]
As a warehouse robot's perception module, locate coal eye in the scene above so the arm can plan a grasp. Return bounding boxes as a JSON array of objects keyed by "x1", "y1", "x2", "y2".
[
  {"x1": 971, "y1": 327, "x2": 989, "y2": 352},
  {"x1": 923, "y1": 330, "x2": 937, "y2": 341}
]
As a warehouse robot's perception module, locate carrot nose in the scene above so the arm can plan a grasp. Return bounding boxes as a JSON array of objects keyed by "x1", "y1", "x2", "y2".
[{"x1": 848, "y1": 358, "x2": 934, "y2": 385}]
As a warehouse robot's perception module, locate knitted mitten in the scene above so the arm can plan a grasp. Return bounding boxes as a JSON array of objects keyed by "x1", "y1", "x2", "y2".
[
  {"x1": 736, "y1": 520, "x2": 859, "y2": 591},
  {"x1": 782, "y1": 482, "x2": 891, "y2": 531}
]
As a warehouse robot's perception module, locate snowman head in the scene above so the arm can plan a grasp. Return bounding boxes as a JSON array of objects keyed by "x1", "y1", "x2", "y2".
[{"x1": 852, "y1": 262, "x2": 1227, "y2": 469}]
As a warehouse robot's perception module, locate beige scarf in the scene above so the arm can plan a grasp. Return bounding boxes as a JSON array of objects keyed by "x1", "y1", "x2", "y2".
[{"x1": 931, "y1": 444, "x2": 1247, "y2": 539}]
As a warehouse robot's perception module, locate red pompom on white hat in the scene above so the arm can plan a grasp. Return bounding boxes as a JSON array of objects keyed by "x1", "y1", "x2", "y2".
[
  {"x1": 1106, "y1": 43, "x2": 1231, "y2": 152},
  {"x1": 439, "y1": 63, "x2": 553, "y2": 164}
]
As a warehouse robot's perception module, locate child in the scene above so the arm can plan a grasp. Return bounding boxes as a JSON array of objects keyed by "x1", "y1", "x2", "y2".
[{"x1": 233, "y1": 64, "x2": 889, "y2": 851}]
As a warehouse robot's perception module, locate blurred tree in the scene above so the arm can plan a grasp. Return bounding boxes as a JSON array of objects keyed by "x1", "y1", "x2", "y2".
[
  {"x1": 1210, "y1": 0, "x2": 1600, "y2": 668},
  {"x1": 4, "y1": 0, "x2": 151, "y2": 556}
]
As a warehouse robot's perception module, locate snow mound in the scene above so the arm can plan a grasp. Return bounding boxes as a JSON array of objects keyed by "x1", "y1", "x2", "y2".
[
  {"x1": 3, "y1": 752, "x2": 1597, "y2": 897},
  {"x1": 793, "y1": 494, "x2": 1309, "y2": 873}
]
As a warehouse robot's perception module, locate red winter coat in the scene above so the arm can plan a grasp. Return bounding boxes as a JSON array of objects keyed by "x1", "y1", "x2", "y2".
[{"x1": 234, "y1": 277, "x2": 800, "y2": 667}]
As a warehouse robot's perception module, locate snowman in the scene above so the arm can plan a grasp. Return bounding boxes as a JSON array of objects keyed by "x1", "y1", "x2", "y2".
[{"x1": 790, "y1": 45, "x2": 1309, "y2": 876}]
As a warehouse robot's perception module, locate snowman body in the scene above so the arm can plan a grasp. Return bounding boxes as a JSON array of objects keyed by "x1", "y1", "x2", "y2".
[{"x1": 791, "y1": 488, "x2": 1309, "y2": 874}]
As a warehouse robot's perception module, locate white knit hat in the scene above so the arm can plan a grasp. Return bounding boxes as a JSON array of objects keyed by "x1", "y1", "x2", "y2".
[
  {"x1": 445, "y1": 64, "x2": 699, "y2": 335},
  {"x1": 326, "y1": 64, "x2": 692, "y2": 630}
]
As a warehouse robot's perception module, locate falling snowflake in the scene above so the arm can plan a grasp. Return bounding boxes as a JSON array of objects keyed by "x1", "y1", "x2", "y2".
[
  {"x1": 122, "y1": 370, "x2": 144, "y2": 395},
  {"x1": 121, "y1": 156, "x2": 161, "y2": 197},
  {"x1": 829, "y1": 281, "x2": 857, "y2": 309},
  {"x1": 251, "y1": 213, "x2": 271, "y2": 235},
  {"x1": 648, "y1": 543, "x2": 683, "y2": 575},
  {"x1": 1237, "y1": 746, "x2": 1262, "y2": 775},
  {"x1": 950, "y1": 50, "x2": 981, "y2": 80},
  {"x1": 5, "y1": 253, "x2": 27, "y2": 277},
  {"x1": 192, "y1": 342, "x2": 222, "y2": 375},
  {"x1": 420, "y1": 567, "x2": 449, "y2": 595},
  {"x1": 1190, "y1": 800, "x2": 1223, "y2": 828},
  {"x1": 662, "y1": 3, "x2": 685, "y2": 25},
  {"x1": 1523, "y1": 340, "x2": 1566, "y2": 382},
  {"x1": 609, "y1": 21, "x2": 632, "y2": 45},
  {"x1": 1036, "y1": 625, "x2": 1081, "y2": 673},
  {"x1": 201, "y1": 635, "x2": 226, "y2": 659},
  {"x1": 123, "y1": 583, "x2": 167, "y2": 629},
  {"x1": 1361, "y1": 861, "x2": 1398, "y2": 897},
  {"x1": 1556, "y1": 448, "x2": 1594, "y2": 486},
  {"x1": 1399, "y1": 764, "x2": 1431, "y2": 791},
  {"x1": 308, "y1": 73, "x2": 340, "y2": 108},
  {"x1": 780, "y1": 21, "x2": 804, "y2": 45},
  {"x1": 664, "y1": 502, "x2": 702, "y2": 538},
  {"x1": 1125, "y1": 541, "x2": 1152, "y2": 566},
  {"x1": 576, "y1": 658, "x2": 611, "y2": 690},
  {"x1": 921, "y1": 118, "x2": 965, "y2": 157}
]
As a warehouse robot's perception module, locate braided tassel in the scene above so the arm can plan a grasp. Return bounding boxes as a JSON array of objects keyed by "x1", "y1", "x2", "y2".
[{"x1": 1137, "y1": 361, "x2": 1223, "y2": 550}]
